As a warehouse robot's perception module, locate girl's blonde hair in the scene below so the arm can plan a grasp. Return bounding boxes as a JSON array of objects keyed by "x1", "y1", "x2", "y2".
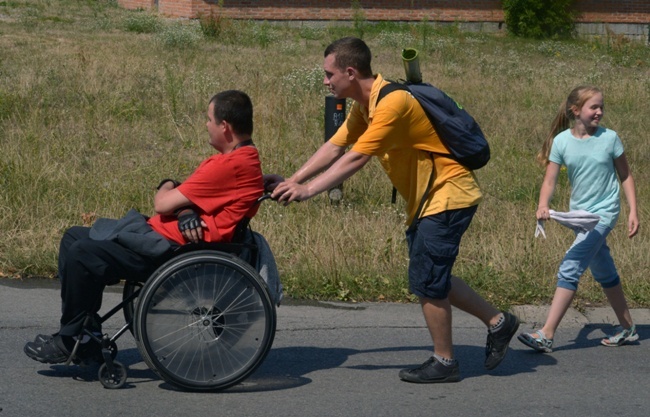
[{"x1": 537, "y1": 85, "x2": 603, "y2": 165}]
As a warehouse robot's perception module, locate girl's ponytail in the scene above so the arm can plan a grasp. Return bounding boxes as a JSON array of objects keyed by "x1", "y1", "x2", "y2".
[{"x1": 537, "y1": 100, "x2": 571, "y2": 166}]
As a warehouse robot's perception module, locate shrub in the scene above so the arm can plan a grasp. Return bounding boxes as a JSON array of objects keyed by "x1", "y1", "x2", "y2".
[
  {"x1": 351, "y1": 0, "x2": 367, "y2": 39},
  {"x1": 198, "y1": 0, "x2": 227, "y2": 39},
  {"x1": 503, "y1": 0, "x2": 577, "y2": 39},
  {"x1": 123, "y1": 11, "x2": 162, "y2": 34},
  {"x1": 156, "y1": 23, "x2": 202, "y2": 48}
]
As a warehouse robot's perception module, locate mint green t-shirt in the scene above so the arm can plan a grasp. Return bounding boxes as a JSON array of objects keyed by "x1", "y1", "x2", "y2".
[{"x1": 549, "y1": 127, "x2": 624, "y2": 228}]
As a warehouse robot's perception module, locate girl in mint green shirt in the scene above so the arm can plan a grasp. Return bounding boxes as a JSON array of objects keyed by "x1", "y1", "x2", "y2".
[{"x1": 518, "y1": 85, "x2": 639, "y2": 353}]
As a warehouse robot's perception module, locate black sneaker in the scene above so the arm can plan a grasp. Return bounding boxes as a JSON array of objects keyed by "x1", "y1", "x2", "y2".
[
  {"x1": 24, "y1": 337, "x2": 69, "y2": 364},
  {"x1": 399, "y1": 356, "x2": 460, "y2": 383},
  {"x1": 484, "y1": 311, "x2": 520, "y2": 370},
  {"x1": 34, "y1": 333, "x2": 56, "y2": 344}
]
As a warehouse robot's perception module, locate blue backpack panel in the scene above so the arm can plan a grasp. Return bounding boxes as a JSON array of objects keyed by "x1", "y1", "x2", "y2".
[{"x1": 377, "y1": 82, "x2": 490, "y2": 171}]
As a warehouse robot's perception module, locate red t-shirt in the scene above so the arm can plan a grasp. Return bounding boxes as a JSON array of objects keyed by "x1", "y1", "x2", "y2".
[{"x1": 147, "y1": 146, "x2": 263, "y2": 245}]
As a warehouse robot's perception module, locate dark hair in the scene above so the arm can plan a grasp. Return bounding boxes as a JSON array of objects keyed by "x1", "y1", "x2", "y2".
[
  {"x1": 209, "y1": 90, "x2": 253, "y2": 136},
  {"x1": 324, "y1": 37, "x2": 373, "y2": 78}
]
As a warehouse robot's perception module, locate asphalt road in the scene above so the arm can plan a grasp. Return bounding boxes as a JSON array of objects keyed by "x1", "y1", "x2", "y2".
[{"x1": 1, "y1": 278, "x2": 648, "y2": 417}]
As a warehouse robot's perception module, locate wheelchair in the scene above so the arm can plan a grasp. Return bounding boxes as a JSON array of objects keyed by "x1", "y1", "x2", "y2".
[{"x1": 69, "y1": 195, "x2": 277, "y2": 390}]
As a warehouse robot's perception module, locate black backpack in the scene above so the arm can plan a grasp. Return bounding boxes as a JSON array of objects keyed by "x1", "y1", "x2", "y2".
[{"x1": 377, "y1": 82, "x2": 490, "y2": 171}]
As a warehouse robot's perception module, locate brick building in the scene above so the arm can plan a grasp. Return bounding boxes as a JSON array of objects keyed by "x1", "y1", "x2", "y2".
[{"x1": 117, "y1": 0, "x2": 649, "y2": 42}]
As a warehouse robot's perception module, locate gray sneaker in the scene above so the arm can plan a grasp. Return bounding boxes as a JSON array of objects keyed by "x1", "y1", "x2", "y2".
[
  {"x1": 399, "y1": 356, "x2": 460, "y2": 383},
  {"x1": 484, "y1": 311, "x2": 520, "y2": 370},
  {"x1": 24, "y1": 337, "x2": 69, "y2": 364}
]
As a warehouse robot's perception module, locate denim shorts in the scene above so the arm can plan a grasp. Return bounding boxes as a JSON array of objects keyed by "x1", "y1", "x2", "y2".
[
  {"x1": 557, "y1": 223, "x2": 620, "y2": 291},
  {"x1": 406, "y1": 205, "x2": 478, "y2": 299}
]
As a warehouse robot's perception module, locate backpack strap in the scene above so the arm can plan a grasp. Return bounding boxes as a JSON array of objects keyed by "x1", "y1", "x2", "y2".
[
  {"x1": 408, "y1": 153, "x2": 435, "y2": 232},
  {"x1": 378, "y1": 82, "x2": 434, "y2": 222},
  {"x1": 380, "y1": 83, "x2": 410, "y2": 204},
  {"x1": 377, "y1": 82, "x2": 410, "y2": 104}
]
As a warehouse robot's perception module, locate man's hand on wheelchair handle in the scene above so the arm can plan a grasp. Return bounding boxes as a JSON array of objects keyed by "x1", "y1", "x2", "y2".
[
  {"x1": 177, "y1": 208, "x2": 206, "y2": 244},
  {"x1": 271, "y1": 180, "x2": 310, "y2": 205}
]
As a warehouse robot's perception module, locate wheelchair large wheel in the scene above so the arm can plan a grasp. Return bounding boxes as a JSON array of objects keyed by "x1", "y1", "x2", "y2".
[{"x1": 133, "y1": 250, "x2": 276, "y2": 391}]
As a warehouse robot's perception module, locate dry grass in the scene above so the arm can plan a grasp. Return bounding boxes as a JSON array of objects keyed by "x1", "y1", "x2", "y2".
[{"x1": 1, "y1": 1, "x2": 649, "y2": 308}]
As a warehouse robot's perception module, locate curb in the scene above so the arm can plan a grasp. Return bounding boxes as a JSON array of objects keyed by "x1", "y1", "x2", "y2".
[{"x1": 511, "y1": 305, "x2": 650, "y2": 328}]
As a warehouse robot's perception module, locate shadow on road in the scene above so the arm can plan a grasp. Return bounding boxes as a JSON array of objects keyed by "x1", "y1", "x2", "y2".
[
  {"x1": 37, "y1": 325, "x2": 646, "y2": 392},
  {"x1": 224, "y1": 342, "x2": 559, "y2": 392},
  {"x1": 34, "y1": 343, "x2": 551, "y2": 392}
]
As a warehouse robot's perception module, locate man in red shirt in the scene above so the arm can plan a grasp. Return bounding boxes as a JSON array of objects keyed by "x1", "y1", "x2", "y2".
[{"x1": 24, "y1": 90, "x2": 264, "y2": 364}]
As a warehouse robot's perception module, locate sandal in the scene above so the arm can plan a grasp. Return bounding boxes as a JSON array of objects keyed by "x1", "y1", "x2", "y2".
[
  {"x1": 517, "y1": 329, "x2": 553, "y2": 353},
  {"x1": 601, "y1": 325, "x2": 639, "y2": 347}
]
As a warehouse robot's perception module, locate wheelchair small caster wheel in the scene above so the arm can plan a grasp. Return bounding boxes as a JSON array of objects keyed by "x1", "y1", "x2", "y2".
[{"x1": 98, "y1": 361, "x2": 127, "y2": 389}]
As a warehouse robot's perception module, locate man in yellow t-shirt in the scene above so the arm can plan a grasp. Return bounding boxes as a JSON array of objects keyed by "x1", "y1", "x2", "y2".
[{"x1": 269, "y1": 37, "x2": 519, "y2": 383}]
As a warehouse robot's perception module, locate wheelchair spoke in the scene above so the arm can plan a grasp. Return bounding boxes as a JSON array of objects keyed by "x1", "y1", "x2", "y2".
[{"x1": 136, "y1": 251, "x2": 275, "y2": 390}]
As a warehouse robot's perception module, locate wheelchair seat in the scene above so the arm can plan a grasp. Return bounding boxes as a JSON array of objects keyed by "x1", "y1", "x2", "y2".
[{"x1": 92, "y1": 194, "x2": 277, "y2": 390}]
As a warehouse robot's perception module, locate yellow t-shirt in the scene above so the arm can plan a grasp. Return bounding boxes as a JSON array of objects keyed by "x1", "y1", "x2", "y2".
[{"x1": 329, "y1": 74, "x2": 483, "y2": 225}]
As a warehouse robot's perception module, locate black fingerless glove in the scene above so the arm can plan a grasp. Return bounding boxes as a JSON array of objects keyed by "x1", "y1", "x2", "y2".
[{"x1": 177, "y1": 208, "x2": 201, "y2": 233}]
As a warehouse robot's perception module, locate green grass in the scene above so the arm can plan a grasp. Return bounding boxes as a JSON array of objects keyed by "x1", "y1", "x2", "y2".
[{"x1": 1, "y1": 0, "x2": 649, "y2": 309}]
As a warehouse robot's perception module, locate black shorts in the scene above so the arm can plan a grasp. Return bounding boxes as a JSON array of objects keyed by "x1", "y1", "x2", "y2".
[{"x1": 405, "y1": 205, "x2": 477, "y2": 299}]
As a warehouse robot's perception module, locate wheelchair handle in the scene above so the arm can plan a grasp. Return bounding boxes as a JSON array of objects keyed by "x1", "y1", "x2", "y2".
[{"x1": 256, "y1": 194, "x2": 274, "y2": 203}]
